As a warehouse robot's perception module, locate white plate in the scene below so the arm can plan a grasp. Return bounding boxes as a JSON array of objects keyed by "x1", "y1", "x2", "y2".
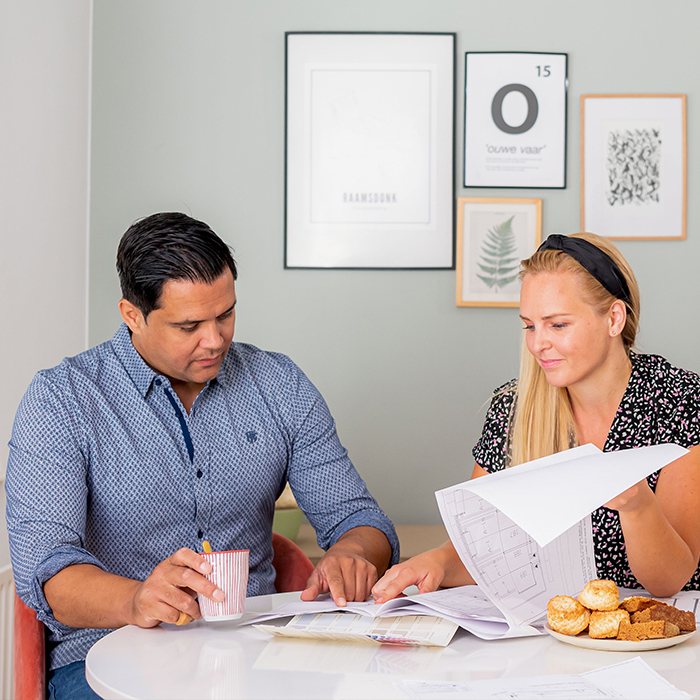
[{"x1": 545, "y1": 625, "x2": 696, "y2": 651}]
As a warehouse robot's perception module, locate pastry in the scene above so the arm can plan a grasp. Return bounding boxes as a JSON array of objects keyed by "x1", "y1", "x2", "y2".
[
  {"x1": 577, "y1": 579, "x2": 619, "y2": 611},
  {"x1": 547, "y1": 595, "x2": 591, "y2": 635},
  {"x1": 631, "y1": 604, "x2": 696, "y2": 632},
  {"x1": 588, "y1": 609, "x2": 630, "y2": 638},
  {"x1": 618, "y1": 596, "x2": 666, "y2": 613},
  {"x1": 617, "y1": 619, "x2": 679, "y2": 641}
]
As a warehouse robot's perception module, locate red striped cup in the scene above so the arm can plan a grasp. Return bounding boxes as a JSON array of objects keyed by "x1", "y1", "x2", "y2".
[{"x1": 199, "y1": 549, "x2": 249, "y2": 621}]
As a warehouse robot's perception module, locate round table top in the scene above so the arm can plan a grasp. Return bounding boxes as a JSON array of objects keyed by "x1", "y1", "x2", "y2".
[{"x1": 86, "y1": 592, "x2": 700, "y2": 700}]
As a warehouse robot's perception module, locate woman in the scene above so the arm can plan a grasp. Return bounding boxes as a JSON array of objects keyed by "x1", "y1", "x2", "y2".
[{"x1": 373, "y1": 233, "x2": 700, "y2": 602}]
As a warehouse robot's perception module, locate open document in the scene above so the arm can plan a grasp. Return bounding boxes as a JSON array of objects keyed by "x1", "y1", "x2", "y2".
[
  {"x1": 246, "y1": 444, "x2": 688, "y2": 641},
  {"x1": 245, "y1": 585, "x2": 523, "y2": 640}
]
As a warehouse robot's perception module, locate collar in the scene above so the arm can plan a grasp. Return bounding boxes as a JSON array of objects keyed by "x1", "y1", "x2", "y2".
[{"x1": 110, "y1": 323, "x2": 160, "y2": 397}]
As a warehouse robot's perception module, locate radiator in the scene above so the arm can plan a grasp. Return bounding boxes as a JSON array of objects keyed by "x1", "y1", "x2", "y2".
[{"x1": 0, "y1": 565, "x2": 14, "y2": 700}]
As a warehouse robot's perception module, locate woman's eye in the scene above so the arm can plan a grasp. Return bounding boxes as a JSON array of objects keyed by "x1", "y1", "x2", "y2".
[
  {"x1": 552, "y1": 323, "x2": 568, "y2": 330},
  {"x1": 522, "y1": 324, "x2": 534, "y2": 331}
]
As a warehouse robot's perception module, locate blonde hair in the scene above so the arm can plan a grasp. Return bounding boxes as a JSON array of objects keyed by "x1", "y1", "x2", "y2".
[{"x1": 507, "y1": 233, "x2": 640, "y2": 467}]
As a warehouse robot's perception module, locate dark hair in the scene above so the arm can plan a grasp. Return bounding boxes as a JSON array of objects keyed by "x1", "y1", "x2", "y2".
[{"x1": 117, "y1": 212, "x2": 238, "y2": 317}]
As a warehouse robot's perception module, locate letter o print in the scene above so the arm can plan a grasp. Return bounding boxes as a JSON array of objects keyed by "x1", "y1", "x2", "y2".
[{"x1": 491, "y1": 84, "x2": 539, "y2": 134}]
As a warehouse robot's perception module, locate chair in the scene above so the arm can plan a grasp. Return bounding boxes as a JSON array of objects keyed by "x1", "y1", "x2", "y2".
[
  {"x1": 271, "y1": 532, "x2": 315, "y2": 592},
  {"x1": 12, "y1": 535, "x2": 314, "y2": 699},
  {"x1": 14, "y1": 591, "x2": 46, "y2": 700}
]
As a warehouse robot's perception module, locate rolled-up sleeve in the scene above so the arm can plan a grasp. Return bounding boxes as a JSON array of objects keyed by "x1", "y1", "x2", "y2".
[
  {"x1": 6, "y1": 374, "x2": 107, "y2": 633},
  {"x1": 278, "y1": 360, "x2": 399, "y2": 565}
]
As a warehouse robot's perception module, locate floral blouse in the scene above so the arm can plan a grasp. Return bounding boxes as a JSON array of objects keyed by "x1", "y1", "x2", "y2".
[{"x1": 472, "y1": 353, "x2": 700, "y2": 590}]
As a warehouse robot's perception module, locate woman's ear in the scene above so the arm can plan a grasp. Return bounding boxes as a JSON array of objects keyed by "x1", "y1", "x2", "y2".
[{"x1": 609, "y1": 299, "x2": 627, "y2": 337}]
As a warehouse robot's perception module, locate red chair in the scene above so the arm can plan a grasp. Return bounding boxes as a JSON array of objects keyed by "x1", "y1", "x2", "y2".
[
  {"x1": 14, "y1": 591, "x2": 46, "y2": 700},
  {"x1": 271, "y1": 532, "x2": 315, "y2": 592}
]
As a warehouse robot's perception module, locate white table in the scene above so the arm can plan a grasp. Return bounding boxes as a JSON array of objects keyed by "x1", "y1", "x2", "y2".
[{"x1": 86, "y1": 592, "x2": 700, "y2": 699}]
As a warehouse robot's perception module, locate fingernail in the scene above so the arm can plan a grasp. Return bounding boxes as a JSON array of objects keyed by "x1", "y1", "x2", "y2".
[
  {"x1": 337, "y1": 597, "x2": 347, "y2": 607},
  {"x1": 213, "y1": 588, "x2": 225, "y2": 602}
]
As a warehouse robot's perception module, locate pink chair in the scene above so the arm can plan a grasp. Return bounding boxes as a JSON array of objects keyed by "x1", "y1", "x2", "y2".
[
  {"x1": 13, "y1": 535, "x2": 314, "y2": 698},
  {"x1": 271, "y1": 532, "x2": 315, "y2": 592},
  {"x1": 14, "y1": 591, "x2": 46, "y2": 700}
]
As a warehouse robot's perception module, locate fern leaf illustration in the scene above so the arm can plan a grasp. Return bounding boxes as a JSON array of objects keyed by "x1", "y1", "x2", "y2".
[{"x1": 477, "y1": 216, "x2": 519, "y2": 291}]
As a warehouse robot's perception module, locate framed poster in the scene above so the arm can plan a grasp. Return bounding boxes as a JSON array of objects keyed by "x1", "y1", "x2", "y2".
[
  {"x1": 285, "y1": 32, "x2": 455, "y2": 269},
  {"x1": 581, "y1": 94, "x2": 686, "y2": 240},
  {"x1": 456, "y1": 198, "x2": 542, "y2": 307},
  {"x1": 464, "y1": 52, "x2": 567, "y2": 188}
]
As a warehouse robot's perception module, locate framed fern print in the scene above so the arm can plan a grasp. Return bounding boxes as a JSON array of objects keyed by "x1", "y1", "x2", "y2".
[{"x1": 456, "y1": 197, "x2": 542, "y2": 307}]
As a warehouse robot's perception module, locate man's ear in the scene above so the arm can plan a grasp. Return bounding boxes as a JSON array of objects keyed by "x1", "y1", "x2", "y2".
[{"x1": 119, "y1": 298, "x2": 145, "y2": 333}]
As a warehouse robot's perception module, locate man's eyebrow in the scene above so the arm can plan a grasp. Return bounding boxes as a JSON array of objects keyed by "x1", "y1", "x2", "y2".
[{"x1": 170, "y1": 302, "x2": 236, "y2": 327}]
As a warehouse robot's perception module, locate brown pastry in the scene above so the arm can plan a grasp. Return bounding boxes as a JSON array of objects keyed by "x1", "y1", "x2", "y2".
[
  {"x1": 547, "y1": 595, "x2": 591, "y2": 635},
  {"x1": 578, "y1": 579, "x2": 619, "y2": 611},
  {"x1": 631, "y1": 604, "x2": 696, "y2": 632},
  {"x1": 618, "y1": 596, "x2": 667, "y2": 613},
  {"x1": 589, "y1": 609, "x2": 630, "y2": 638},
  {"x1": 617, "y1": 620, "x2": 680, "y2": 641}
]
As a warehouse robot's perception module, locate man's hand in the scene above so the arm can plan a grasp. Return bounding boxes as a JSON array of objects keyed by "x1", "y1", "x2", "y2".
[
  {"x1": 300, "y1": 527, "x2": 391, "y2": 606},
  {"x1": 130, "y1": 548, "x2": 224, "y2": 627},
  {"x1": 44, "y1": 548, "x2": 225, "y2": 630}
]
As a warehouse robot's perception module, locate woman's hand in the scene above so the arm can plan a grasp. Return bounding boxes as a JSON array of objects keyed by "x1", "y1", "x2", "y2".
[
  {"x1": 603, "y1": 478, "x2": 654, "y2": 514},
  {"x1": 371, "y1": 541, "x2": 474, "y2": 603}
]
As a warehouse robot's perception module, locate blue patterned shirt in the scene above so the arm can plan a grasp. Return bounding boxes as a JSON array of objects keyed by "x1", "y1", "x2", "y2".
[{"x1": 6, "y1": 324, "x2": 399, "y2": 670}]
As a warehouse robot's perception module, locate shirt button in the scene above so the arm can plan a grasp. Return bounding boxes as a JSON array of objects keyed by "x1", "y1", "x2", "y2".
[
  {"x1": 155, "y1": 378, "x2": 162, "y2": 386},
  {"x1": 197, "y1": 530, "x2": 203, "y2": 539},
  {"x1": 196, "y1": 469, "x2": 203, "y2": 478}
]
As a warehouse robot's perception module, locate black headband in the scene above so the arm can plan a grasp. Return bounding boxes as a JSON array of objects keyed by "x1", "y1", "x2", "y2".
[{"x1": 536, "y1": 234, "x2": 632, "y2": 306}]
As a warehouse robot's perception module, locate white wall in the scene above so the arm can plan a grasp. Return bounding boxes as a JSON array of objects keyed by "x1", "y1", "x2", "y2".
[
  {"x1": 0, "y1": 1, "x2": 92, "y2": 566},
  {"x1": 85, "y1": 0, "x2": 700, "y2": 526}
]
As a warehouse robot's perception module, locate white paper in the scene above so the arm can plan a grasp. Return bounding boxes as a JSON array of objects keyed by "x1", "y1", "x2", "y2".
[
  {"x1": 435, "y1": 444, "x2": 687, "y2": 628},
  {"x1": 437, "y1": 491, "x2": 596, "y2": 627},
  {"x1": 398, "y1": 657, "x2": 692, "y2": 700},
  {"x1": 255, "y1": 612, "x2": 458, "y2": 647},
  {"x1": 460, "y1": 443, "x2": 687, "y2": 547},
  {"x1": 244, "y1": 585, "x2": 538, "y2": 640}
]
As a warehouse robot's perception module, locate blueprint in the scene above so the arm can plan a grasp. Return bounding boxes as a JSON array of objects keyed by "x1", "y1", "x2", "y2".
[{"x1": 436, "y1": 487, "x2": 597, "y2": 628}]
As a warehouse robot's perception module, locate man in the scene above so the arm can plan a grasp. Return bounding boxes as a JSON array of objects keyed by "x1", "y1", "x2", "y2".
[{"x1": 7, "y1": 213, "x2": 398, "y2": 696}]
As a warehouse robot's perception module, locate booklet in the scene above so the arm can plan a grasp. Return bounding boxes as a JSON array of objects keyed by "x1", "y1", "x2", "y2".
[{"x1": 255, "y1": 612, "x2": 459, "y2": 647}]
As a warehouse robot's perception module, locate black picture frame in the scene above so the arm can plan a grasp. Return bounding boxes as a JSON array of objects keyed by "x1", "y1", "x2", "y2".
[
  {"x1": 464, "y1": 52, "x2": 568, "y2": 189},
  {"x1": 285, "y1": 31, "x2": 456, "y2": 269}
]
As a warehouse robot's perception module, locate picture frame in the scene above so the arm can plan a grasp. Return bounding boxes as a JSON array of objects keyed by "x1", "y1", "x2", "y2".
[
  {"x1": 581, "y1": 94, "x2": 686, "y2": 240},
  {"x1": 464, "y1": 52, "x2": 567, "y2": 189},
  {"x1": 285, "y1": 32, "x2": 456, "y2": 269},
  {"x1": 456, "y1": 198, "x2": 542, "y2": 307}
]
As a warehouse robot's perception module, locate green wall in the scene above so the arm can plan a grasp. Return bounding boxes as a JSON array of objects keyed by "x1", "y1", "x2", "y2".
[{"x1": 89, "y1": 0, "x2": 700, "y2": 524}]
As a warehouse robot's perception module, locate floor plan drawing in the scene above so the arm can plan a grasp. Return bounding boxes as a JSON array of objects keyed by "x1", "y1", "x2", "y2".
[{"x1": 437, "y1": 488, "x2": 596, "y2": 628}]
